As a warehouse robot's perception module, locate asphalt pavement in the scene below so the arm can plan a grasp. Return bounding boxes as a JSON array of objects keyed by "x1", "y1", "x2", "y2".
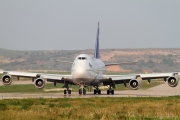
[{"x1": 0, "y1": 81, "x2": 180, "y2": 99}]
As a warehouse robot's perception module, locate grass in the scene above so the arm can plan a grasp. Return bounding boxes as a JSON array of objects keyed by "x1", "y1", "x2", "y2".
[
  {"x1": 0, "y1": 82, "x2": 72, "y2": 93},
  {"x1": 0, "y1": 84, "x2": 44, "y2": 93},
  {"x1": 0, "y1": 97, "x2": 180, "y2": 120}
]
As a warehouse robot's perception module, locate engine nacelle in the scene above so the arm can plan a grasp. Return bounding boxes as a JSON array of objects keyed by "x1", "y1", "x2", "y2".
[
  {"x1": 129, "y1": 79, "x2": 140, "y2": 90},
  {"x1": 34, "y1": 78, "x2": 45, "y2": 89},
  {"x1": 167, "y1": 76, "x2": 178, "y2": 87},
  {"x1": 1, "y1": 74, "x2": 12, "y2": 86}
]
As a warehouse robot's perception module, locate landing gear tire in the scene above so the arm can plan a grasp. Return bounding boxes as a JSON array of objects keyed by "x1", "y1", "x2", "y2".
[
  {"x1": 107, "y1": 90, "x2": 110, "y2": 95},
  {"x1": 111, "y1": 90, "x2": 114, "y2": 95},
  {"x1": 68, "y1": 90, "x2": 71, "y2": 94},
  {"x1": 107, "y1": 90, "x2": 114, "y2": 95},
  {"x1": 94, "y1": 90, "x2": 97, "y2": 94},
  {"x1": 64, "y1": 90, "x2": 71, "y2": 95},
  {"x1": 83, "y1": 89, "x2": 86, "y2": 95},
  {"x1": 79, "y1": 89, "x2": 82, "y2": 95},
  {"x1": 94, "y1": 89, "x2": 101, "y2": 94},
  {"x1": 64, "y1": 90, "x2": 67, "y2": 94},
  {"x1": 79, "y1": 88, "x2": 86, "y2": 95},
  {"x1": 98, "y1": 90, "x2": 101, "y2": 94}
]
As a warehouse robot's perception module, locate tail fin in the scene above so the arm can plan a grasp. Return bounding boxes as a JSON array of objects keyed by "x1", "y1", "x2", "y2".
[{"x1": 94, "y1": 22, "x2": 100, "y2": 59}]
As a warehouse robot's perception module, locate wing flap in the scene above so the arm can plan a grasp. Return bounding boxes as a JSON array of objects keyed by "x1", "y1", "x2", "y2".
[
  {"x1": 103, "y1": 74, "x2": 138, "y2": 81},
  {"x1": 139, "y1": 73, "x2": 178, "y2": 80}
]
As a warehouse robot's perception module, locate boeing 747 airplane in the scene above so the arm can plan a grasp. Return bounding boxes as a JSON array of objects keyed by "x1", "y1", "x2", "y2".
[{"x1": 0, "y1": 23, "x2": 179, "y2": 95}]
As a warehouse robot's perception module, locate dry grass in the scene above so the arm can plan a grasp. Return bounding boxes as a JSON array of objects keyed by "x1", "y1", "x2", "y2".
[{"x1": 0, "y1": 97, "x2": 180, "y2": 120}]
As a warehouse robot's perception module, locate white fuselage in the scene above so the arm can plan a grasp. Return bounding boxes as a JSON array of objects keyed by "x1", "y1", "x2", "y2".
[{"x1": 71, "y1": 54, "x2": 106, "y2": 86}]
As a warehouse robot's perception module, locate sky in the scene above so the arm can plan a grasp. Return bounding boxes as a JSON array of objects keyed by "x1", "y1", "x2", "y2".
[{"x1": 0, "y1": 0, "x2": 180, "y2": 50}]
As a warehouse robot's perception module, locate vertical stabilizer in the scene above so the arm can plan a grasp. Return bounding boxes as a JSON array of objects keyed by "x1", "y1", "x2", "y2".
[{"x1": 94, "y1": 22, "x2": 100, "y2": 59}]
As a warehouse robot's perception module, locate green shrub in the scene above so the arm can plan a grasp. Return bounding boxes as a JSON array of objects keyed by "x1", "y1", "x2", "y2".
[
  {"x1": 49, "y1": 103, "x2": 55, "y2": 108},
  {"x1": 0, "y1": 103, "x2": 8, "y2": 111}
]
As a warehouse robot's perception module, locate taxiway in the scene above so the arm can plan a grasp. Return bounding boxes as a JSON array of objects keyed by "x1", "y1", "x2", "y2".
[{"x1": 0, "y1": 82, "x2": 180, "y2": 99}]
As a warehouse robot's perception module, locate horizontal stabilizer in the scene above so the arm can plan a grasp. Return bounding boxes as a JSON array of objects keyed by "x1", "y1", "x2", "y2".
[{"x1": 56, "y1": 61, "x2": 73, "y2": 64}]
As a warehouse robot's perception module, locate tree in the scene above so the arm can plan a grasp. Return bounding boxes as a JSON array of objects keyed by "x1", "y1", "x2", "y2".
[{"x1": 161, "y1": 57, "x2": 174, "y2": 66}]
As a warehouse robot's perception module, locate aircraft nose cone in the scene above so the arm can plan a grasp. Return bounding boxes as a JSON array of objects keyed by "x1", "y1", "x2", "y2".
[{"x1": 73, "y1": 69, "x2": 88, "y2": 78}]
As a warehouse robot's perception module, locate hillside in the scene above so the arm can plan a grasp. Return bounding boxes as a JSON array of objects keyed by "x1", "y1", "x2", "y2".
[{"x1": 1, "y1": 48, "x2": 180, "y2": 73}]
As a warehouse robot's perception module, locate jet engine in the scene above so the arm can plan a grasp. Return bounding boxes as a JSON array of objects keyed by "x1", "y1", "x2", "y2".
[
  {"x1": 34, "y1": 78, "x2": 45, "y2": 89},
  {"x1": 1, "y1": 74, "x2": 12, "y2": 85},
  {"x1": 129, "y1": 79, "x2": 140, "y2": 90},
  {"x1": 167, "y1": 76, "x2": 178, "y2": 87}
]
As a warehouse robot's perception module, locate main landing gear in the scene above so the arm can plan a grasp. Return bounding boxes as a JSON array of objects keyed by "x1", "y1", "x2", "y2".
[
  {"x1": 107, "y1": 85, "x2": 114, "y2": 95},
  {"x1": 64, "y1": 89, "x2": 71, "y2": 95},
  {"x1": 107, "y1": 89, "x2": 114, "y2": 95},
  {"x1": 94, "y1": 86, "x2": 101, "y2": 94},
  {"x1": 93, "y1": 88, "x2": 114, "y2": 95},
  {"x1": 63, "y1": 81, "x2": 71, "y2": 95},
  {"x1": 93, "y1": 85, "x2": 114, "y2": 95}
]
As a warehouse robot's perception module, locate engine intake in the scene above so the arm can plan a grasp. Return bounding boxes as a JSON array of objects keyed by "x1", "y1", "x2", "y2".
[
  {"x1": 167, "y1": 76, "x2": 178, "y2": 87},
  {"x1": 34, "y1": 78, "x2": 45, "y2": 89},
  {"x1": 1, "y1": 74, "x2": 12, "y2": 85},
  {"x1": 129, "y1": 79, "x2": 140, "y2": 90}
]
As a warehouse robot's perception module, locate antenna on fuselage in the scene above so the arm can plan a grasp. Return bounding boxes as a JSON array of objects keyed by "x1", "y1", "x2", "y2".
[{"x1": 94, "y1": 22, "x2": 100, "y2": 59}]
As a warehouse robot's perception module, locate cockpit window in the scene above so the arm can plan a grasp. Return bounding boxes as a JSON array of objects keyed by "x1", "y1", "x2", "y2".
[
  {"x1": 82, "y1": 57, "x2": 86, "y2": 60},
  {"x1": 78, "y1": 57, "x2": 87, "y2": 60}
]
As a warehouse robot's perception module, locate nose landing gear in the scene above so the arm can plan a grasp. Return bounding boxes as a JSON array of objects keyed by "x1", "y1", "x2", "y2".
[
  {"x1": 79, "y1": 88, "x2": 86, "y2": 95},
  {"x1": 79, "y1": 83, "x2": 86, "y2": 95}
]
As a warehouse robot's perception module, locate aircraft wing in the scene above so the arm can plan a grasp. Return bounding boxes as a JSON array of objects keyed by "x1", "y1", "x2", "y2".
[
  {"x1": 105, "y1": 62, "x2": 137, "y2": 66},
  {"x1": 0, "y1": 71, "x2": 73, "y2": 87},
  {"x1": 101, "y1": 72, "x2": 179, "y2": 89},
  {"x1": 103, "y1": 72, "x2": 179, "y2": 81}
]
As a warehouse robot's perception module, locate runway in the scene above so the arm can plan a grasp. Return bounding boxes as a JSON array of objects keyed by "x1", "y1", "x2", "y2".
[{"x1": 0, "y1": 82, "x2": 180, "y2": 99}]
